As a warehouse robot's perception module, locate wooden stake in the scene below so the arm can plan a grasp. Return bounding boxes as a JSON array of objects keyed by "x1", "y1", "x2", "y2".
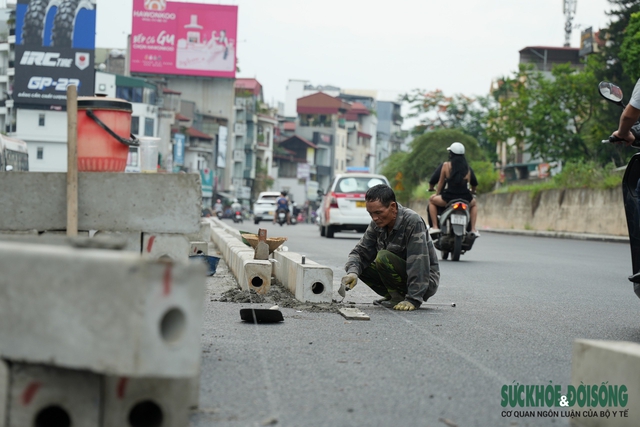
[
  {"x1": 66, "y1": 85, "x2": 78, "y2": 236},
  {"x1": 255, "y1": 228, "x2": 269, "y2": 260}
]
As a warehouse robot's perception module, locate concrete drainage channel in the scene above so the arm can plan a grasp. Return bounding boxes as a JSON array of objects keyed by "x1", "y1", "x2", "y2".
[{"x1": 207, "y1": 218, "x2": 334, "y2": 304}]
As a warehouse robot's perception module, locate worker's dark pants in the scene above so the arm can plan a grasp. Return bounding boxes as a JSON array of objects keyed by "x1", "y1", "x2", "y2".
[{"x1": 358, "y1": 250, "x2": 437, "y2": 302}]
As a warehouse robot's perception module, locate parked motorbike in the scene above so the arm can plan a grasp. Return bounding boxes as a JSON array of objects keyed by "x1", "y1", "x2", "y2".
[
  {"x1": 598, "y1": 81, "x2": 640, "y2": 299},
  {"x1": 428, "y1": 199, "x2": 477, "y2": 261},
  {"x1": 276, "y1": 208, "x2": 287, "y2": 226},
  {"x1": 233, "y1": 210, "x2": 243, "y2": 223}
]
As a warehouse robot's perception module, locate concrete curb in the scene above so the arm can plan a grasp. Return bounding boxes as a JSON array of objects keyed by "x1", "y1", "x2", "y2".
[
  {"x1": 207, "y1": 219, "x2": 334, "y2": 302},
  {"x1": 480, "y1": 228, "x2": 629, "y2": 243},
  {"x1": 207, "y1": 220, "x2": 271, "y2": 295}
]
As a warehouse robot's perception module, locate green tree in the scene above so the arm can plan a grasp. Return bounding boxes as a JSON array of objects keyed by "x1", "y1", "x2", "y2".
[
  {"x1": 586, "y1": 0, "x2": 640, "y2": 166},
  {"x1": 527, "y1": 64, "x2": 600, "y2": 161},
  {"x1": 401, "y1": 89, "x2": 496, "y2": 161},
  {"x1": 620, "y1": 11, "x2": 640, "y2": 78},
  {"x1": 487, "y1": 63, "x2": 601, "y2": 165}
]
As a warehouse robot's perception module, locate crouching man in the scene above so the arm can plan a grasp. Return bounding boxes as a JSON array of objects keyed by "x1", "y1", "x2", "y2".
[{"x1": 341, "y1": 184, "x2": 440, "y2": 311}]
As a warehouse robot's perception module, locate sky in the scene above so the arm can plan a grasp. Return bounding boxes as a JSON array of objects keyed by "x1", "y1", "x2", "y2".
[{"x1": 97, "y1": 0, "x2": 614, "y2": 106}]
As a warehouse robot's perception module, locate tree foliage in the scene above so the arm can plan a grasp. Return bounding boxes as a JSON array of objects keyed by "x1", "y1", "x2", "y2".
[{"x1": 401, "y1": 89, "x2": 496, "y2": 161}]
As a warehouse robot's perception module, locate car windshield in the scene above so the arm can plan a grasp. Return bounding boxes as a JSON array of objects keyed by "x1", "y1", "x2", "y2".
[
  {"x1": 257, "y1": 195, "x2": 278, "y2": 203},
  {"x1": 336, "y1": 177, "x2": 386, "y2": 193}
]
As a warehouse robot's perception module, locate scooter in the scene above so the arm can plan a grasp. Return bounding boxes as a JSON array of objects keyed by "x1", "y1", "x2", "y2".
[
  {"x1": 276, "y1": 208, "x2": 287, "y2": 226},
  {"x1": 216, "y1": 210, "x2": 223, "y2": 220},
  {"x1": 428, "y1": 199, "x2": 477, "y2": 261},
  {"x1": 598, "y1": 81, "x2": 640, "y2": 299},
  {"x1": 233, "y1": 210, "x2": 243, "y2": 223}
]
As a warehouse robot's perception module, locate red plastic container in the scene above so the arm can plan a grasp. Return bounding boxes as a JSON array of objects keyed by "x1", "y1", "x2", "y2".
[{"x1": 76, "y1": 97, "x2": 137, "y2": 172}]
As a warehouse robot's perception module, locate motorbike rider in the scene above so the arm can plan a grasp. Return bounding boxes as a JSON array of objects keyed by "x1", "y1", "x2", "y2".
[
  {"x1": 611, "y1": 78, "x2": 640, "y2": 282},
  {"x1": 340, "y1": 184, "x2": 440, "y2": 311},
  {"x1": 428, "y1": 142, "x2": 479, "y2": 236},
  {"x1": 213, "y1": 199, "x2": 224, "y2": 217},
  {"x1": 231, "y1": 198, "x2": 242, "y2": 212},
  {"x1": 273, "y1": 191, "x2": 291, "y2": 225}
]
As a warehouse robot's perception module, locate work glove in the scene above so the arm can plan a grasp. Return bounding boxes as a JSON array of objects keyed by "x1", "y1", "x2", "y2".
[
  {"x1": 394, "y1": 300, "x2": 416, "y2": 311},
  {"x1": 341, "y1": 273, "x2": 358, "y2": 291}
]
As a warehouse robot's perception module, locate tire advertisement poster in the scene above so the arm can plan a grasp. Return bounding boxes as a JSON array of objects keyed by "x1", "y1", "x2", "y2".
[
  {"x1": 14, "y1": 0, "x2": 96, "y2": 107},
  {"x1": 130, "y1": 0, "x2": 237, "y2": 78}
]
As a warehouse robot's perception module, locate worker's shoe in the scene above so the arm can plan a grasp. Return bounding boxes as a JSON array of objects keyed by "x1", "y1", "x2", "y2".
[
  {"x1": 629, "y1": 272, "x2": 640, "y2": 283},
  {"x1": 372, "y1": 294, "x2": 391, "y2": 306},
  {"x1": 380, "y1": 290, "x2": 405, "y2": 309}
]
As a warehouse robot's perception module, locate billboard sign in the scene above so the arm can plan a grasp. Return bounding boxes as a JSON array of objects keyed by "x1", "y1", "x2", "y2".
[
  {"x1": 14, "y1": 0, "x2": 96, "y2": 106},
  {"x1": 173, "y1": 133, "x2": 185, "y2": 165},
  {"x1": 130, "y1": 0, "x2": 237, "y2": 78},
  {"x1": 579, "y1": 27, "x2": 594, "y2": 57}
]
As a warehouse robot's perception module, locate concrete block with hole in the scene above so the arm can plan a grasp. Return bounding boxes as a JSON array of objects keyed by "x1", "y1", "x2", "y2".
[
  {"x1": 0, "y1": 240, "x2": 206, "y2": 377},
  {"x1": 570, "y1": 339, "x2": 640, "y2": 427},
  {"x1": 209, "y1": 225, "x2": 271, "y2": 294},
  {"x1": 142, "y1": 233, "x2": 190, "y2": 262},
  {"x1": 273, "y1": 251, "x2": 333, "y2": 302},
  {"x1": 7, "y1": 363, "x2": 100, "y2": 427},
  {"x1": 102, "y1": 376, "x2": 190, "y2": 427}
]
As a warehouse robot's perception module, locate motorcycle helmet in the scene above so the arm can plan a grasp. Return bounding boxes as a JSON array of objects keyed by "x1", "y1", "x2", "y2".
[{"x1": 447, "y1": 142, "x2": 465, "y2": 155}]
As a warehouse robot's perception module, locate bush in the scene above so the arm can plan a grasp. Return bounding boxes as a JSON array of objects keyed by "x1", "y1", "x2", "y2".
[
  {"x1": 552, "y1": 160, "x2": 622, "y2": 190},
  {"x1": 493, "y1": 160, "x2": 623, "y2": 195},
  {"x1": 470, "y1": 160, "x2": 499, "y2": 194}
]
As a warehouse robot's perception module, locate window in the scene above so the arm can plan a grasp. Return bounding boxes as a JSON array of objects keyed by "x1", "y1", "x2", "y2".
[
  {"x1": 131, "y1": 116, "x2": 140, "y2": 135},
  {"x1": 37, "y1": 147, "x2": 43, "y2": 159},
  {"x1": 144, "y1": 118, "x2": 154, "y2": 136},
  {"x1": 38, "y1": 114, "x2": 45, "y2": 126}
]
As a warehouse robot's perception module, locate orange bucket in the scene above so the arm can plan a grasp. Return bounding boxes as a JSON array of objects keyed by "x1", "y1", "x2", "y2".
[{"x1": 77, "y1": 97, "x2": 139, "y2": 172}]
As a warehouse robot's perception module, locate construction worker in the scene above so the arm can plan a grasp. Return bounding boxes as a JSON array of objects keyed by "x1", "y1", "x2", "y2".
[{"x1": 340, "y1": 184, "x2": 440, "y2": 311}]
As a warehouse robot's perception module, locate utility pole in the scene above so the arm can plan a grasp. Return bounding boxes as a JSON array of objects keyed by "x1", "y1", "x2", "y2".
[{"x1": 563, "y1": 0, "x2": 578, "y2": 47}]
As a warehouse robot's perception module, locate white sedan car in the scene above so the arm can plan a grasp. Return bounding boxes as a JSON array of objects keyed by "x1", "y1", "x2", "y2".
[
  {"x1": 253, "y1": 191, "x2": 281, "y2": 224},
  {"x1": 318, "y1": 173, "x2": 389, "y2": 238}
]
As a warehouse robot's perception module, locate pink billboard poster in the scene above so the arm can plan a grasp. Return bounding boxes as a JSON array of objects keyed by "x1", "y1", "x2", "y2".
[{"x1": 130, "y1": 0, "x2": 238, "y2": 78}]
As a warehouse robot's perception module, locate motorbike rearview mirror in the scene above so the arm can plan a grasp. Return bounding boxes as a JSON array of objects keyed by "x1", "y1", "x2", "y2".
[{"x1": 598, "y1": 81, "x2": 625, "y2": 105}]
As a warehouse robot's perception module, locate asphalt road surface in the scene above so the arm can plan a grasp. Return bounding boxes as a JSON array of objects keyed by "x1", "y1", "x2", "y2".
[{"x1": 191, "y1": 221, "x2": 638, "y2": 427}]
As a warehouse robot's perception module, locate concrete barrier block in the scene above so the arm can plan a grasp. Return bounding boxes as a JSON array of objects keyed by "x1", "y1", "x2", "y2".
[
  {"x1": 209, "y1": 225, "x2": 271, "y2": 293},
  {"x1": 7, "y1": 363, "x2": 100, "y2": 427},
  {"x1": 0, "y1": 172, "x2": 201, "y2": 233},
  {"x1": 93, "y1": 230, "x2": 142, "y2": 253},
  {"x1": 244, "y1": 260, "x2": 271, "y2": 294},
  {"x1": 295, "y1": 264, "x2": 333, "y2": 303},
  {"x1": 571, "y1": 339, "x2": 639, "y2": 427},
  {"x1": 0, "y1": 241, "x2": 206, "y2": 377},
  {"x1": 143, "y1": 233, "x2": 190, "y2": 262},
  {"x1": 190, "y1": 241, "x2": 208, "y2": 255},
  {"x1": 273, "y1": 251, "x2": 332, "y2": 302},
  {"x1": 103, "y1": 376, "x2": 190, "y2": 427},
  {"x1": 0, "y1": 360, "x2": 7, "y2": 427}
]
